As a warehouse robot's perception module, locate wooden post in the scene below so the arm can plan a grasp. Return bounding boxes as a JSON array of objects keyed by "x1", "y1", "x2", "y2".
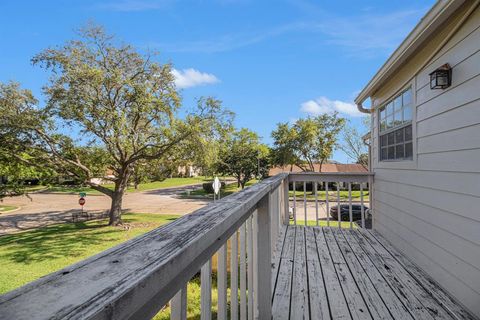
[
  {"x1": 171, "y1": 284, "x2": 187, "y2": 320},
  {"x1": 255, "y1": 193, "x2": 272, "y2": 319}
]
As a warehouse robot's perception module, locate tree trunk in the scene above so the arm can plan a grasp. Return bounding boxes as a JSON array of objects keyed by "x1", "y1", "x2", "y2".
[
  {"x1": 108, "y1": 170, "x2": 130, "y2": 226},
  {"x1": 108, "y1": 189, "x2": 124, "y2": 226}
]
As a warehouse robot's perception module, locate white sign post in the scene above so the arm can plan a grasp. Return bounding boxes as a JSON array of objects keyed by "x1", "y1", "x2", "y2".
[{"x1": 212, "y1": 176, "x2": 221, "y2": 202}]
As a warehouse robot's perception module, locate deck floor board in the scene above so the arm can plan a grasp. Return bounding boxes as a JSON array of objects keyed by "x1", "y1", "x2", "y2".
[{"x1": 272, "y1": 226, "x2": 474, "y2": 320}]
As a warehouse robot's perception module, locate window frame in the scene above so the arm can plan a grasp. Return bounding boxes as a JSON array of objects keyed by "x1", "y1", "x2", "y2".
[{"x1": 378, "y1": 87, "x2": 413, "y2": 162}]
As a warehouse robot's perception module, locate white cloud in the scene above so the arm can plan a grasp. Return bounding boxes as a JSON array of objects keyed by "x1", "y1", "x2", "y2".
[
  {"x1": 172, "y1": 68, "x2": 220, "y2": 89},
  {"x1": 300, "y1": 96, "x2": 365, "y2": 117}
]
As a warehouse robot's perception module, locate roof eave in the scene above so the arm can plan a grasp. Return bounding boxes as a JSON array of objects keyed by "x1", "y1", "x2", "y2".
[{"x1": 354, "y1": 0, "x2": 466, "y2": 106}]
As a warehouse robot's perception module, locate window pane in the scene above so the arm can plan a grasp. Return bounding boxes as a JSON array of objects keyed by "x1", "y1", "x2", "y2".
[
  {"x1": 381, "y1": 147, "x2": 387, "y2": 160},
  {"x1": 380, "y1": 108, "x2": 385, "y2": 120},
  {"x1": 388, "y1": 146, "x2": 395, "y2": 160},
  {"x1": 387, "y1": 132, "x2": 395, "y2": 145},
  {"x1": 380, "y1": 120, "x2": 386, "y2": 132},
  {"x1": 405, "y1": 142, "x2": 413, "y2": 158},
  {"x1": 394, "y1": 111, "x2": 402, "y2": 126},
  {"x1": 386, "y1": 115, "x2": 394, "y2": 129},
  {"x1": 395, "y1": 128, "x2": 404, "y2": 143},
  {"x1": 394, "y1": 96, "x2": 402, "y2": 112},
  {"x1": 405, "y1": 125, "x2": 412, "y2": 141},
  {"x1": 403, "y1": 89, "x2": 412, "y2": 105},
  {"x1": 403, "y1": 105, "x2": 412, "y2": 122},
  {"x1": 395, "y1": 144, "x2": 404, "y2": 159},
  {"x1": 386, "y1": 102, "x2": 393, "y2": 116},
  {"x1": 380, "y1": 134, "x2": 387, "y2": 147}
]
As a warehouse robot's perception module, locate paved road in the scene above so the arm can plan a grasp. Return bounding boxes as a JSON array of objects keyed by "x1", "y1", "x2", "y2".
[{"x1": 0, "y1": 184, "x2": 210, "y2": 235}]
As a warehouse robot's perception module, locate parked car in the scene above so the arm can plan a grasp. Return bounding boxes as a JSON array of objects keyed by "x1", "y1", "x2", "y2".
[{"x1": 330, "y1": 204, "x2": 369, "y2": 221}]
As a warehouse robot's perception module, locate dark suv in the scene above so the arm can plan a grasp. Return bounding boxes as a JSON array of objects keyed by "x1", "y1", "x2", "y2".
[{"x1": 330, "y1": 204, "x2": 369, "y2": 221}]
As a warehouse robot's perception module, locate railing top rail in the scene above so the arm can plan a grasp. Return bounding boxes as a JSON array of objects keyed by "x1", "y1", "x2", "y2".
[
  {"x1": 0, "y1": 173, "x2": 288, "y2": 320},
  {"x1": 288, "y1": 172, "x2": 374, "y2": 183}
]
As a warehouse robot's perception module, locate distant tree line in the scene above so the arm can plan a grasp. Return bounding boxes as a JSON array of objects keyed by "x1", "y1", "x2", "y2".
[{"x1": 0, "y1": 23, "x2": 368, "y2": 224}]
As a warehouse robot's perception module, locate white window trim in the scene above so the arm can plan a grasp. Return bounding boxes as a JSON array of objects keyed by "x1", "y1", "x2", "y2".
[{"x1": 373, "y1": 81, "x2": 418, "y2": 170}]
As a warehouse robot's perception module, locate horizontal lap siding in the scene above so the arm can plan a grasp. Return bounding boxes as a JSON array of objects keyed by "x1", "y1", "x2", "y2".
[{"x1": 371, "y1": 5, "x2": 480, "y2": 317}]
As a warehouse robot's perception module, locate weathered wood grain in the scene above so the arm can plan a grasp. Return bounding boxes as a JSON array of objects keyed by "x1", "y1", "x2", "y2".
[
  {"x1": 331, "y1": 228, "x2": 393, "y2": 320},
  {"x1": 305, "y1": 227, "x2": 330, "y2": 320},
  {"x1": 290, "y1": 226, "x2": 310, "y2": 319},
  {"x1": 0, "y1": 174, "x2": 287, "y2": 320},
  {"x1": 349, "y1": 229, "x2": 439, "y2": 320},
  {"x1": 368, "y1": 229, "x2": 479, "y2": 320},
  {"x1": 314, "y1": 227, "x2": 352, "y2": 320},
  {"x1": 340, "y1": 229, "x2": 415, "y2": 320},
  {"x1": 323, "y1": 228, "x2": 372, "y2": 320},
  {"x1": 358, "y1": 229, "x2": 456, "y2": 320}
]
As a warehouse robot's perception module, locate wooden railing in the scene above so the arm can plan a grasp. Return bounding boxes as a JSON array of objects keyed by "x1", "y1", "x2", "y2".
[
  {"x1": 288, "y1": 172, "x2": 373, "y2": 229},
  {"x1": 0, "y1": 172, "x2": 373, "y2": 320}
]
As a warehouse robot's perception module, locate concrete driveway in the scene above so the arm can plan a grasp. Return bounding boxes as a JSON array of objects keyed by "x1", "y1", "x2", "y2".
[{"x1": 0, "y1": 185, "x2": 209, "y2": 235}]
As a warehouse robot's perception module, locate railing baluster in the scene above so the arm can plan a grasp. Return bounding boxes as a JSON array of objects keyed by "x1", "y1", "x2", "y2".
[
  {"x1": 171, "y1": 283, "x2": 187, "y2": 320},
  {"x1": 293, "y1": 181, "x2": 297, "y2": 225},
  {"x1": 253, "y1": 211, "x2": 259, "y2": 319},
  {"x1": 231, "y1": 231, "x2": 239, "y2": 320},
  {"x1": 303, "y1": 181, "x2": 307, "y2": 226},
  {"x1": 247, "y1": 215, "x2": 254, "y2": 320},
  {"x1": 271, "y1": 188, "x2": 279, "y2": 250},
  {"x1": 348, "y1": 182, "x2": 353, "y2": 229},
  {"x1": 360, "y1": 183, "x2": 365, "y2": 229},
  {"x1": 337, "y1": 182, "x2": 341, "y2": 228},
  {"x1": 314, "y1": 181, "x2": 318, "y2": 226},
  {"x1": 201, "y1": 259, "x2": 212, "y2": 320},
  {"x1": 326, "y1": 182, "x2": 330, "y2": 227},
  {"x1": 284, "y1": 178, "x2": 290, "y2": 225},
  {"x1": 218, "y1": 244, "x2": 228, "y2": 320},
  {"x1": 240, "y1": 223, "x2": 247, "y2": 320}
]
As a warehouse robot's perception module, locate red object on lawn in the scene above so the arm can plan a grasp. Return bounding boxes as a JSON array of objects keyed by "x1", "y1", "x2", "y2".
[{"x1": 79, "y1": 197, "x2": 86, "y2": 206}]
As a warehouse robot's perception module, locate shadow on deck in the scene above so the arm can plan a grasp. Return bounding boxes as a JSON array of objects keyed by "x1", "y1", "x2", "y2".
[{"x1": 271, "y1": 225, "x2": 474, "y2": 320}]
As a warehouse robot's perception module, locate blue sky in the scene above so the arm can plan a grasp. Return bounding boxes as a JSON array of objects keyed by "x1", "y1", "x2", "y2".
[{"x1": 0, "y1": 0, "x2": 434, "y2": 163}]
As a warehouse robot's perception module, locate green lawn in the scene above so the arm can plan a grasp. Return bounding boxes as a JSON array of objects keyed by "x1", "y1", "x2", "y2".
[
  {"x1": 46, "y1": 177, "x2": 210, "y2": 195},
  {"x1": 0, "y1": 213, "x2": 180, "y2": 294},
  {"x1": 0, "y1": 212, "x2": 228, "y2": 319},
  {"x1": 181, "y1": 180, "x2": 258, "y2": 199},
  {"x1": 289, "y1": 190, "x2": 369, "y2": 201},
  {"x1": 0, "y1": 205, "x2": 18, "y2": 213},
  {"x1": 290, "y1": 219, "x2": 358, "y2": 228}
]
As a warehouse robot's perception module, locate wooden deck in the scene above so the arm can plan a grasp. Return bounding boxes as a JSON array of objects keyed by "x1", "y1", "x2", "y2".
[{"x1": 271, "y1": 225, "x2": 475, "y2": 320}]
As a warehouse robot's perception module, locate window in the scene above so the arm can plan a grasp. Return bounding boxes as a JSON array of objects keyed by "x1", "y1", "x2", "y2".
[{"x1": 379, "y1": 88, "x2": 413, "y2": 161}]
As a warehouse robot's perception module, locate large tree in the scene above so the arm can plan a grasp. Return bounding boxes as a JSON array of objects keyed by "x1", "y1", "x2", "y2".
[
  {"x1": 271, "y1": 113, "x2": 345, "y2": 172},
  {"x1": 0, "y1": 25, "x2": 231, "y2": 225},
  {"x1": 339, "y1": 118, "x2": 370, "y2": 169},
  {"x1": 216, "y1": 128, "x2": 270, "y2": 189}
]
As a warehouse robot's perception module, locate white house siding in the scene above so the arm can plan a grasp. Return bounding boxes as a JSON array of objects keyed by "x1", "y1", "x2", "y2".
[{"x1": 370, "y1": 5, "x2": 480, "y2": 317}]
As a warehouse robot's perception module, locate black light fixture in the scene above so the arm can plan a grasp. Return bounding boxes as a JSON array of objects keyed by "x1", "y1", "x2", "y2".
[{"x1": 429, "y1": 63, "x2": 452, "y2": 89}]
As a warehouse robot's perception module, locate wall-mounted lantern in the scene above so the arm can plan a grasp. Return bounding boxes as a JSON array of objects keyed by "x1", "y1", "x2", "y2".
[{"x1": 429, "y1": 64, "x2": 452, "y2": 89}]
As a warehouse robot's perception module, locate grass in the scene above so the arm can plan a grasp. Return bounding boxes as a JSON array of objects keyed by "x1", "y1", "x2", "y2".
[
  {"x1": 0, "y1": 205, "x2": 18, "y2": 213},
  {"x1": 289, "y1": 190, "x2": 369, "y2": 201},
  {"x1": 0, "y1": 213, "x2": 180, "y2": 294},
  {"x1": 290, "y1": 219, "x2": 358, "y2": 228},
  {"x1": 45, "y1": 177, "x2": 210, "y2": 195},
  {"x1": 181, "y1": 180, "x2": 258, "y2": 199}
]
